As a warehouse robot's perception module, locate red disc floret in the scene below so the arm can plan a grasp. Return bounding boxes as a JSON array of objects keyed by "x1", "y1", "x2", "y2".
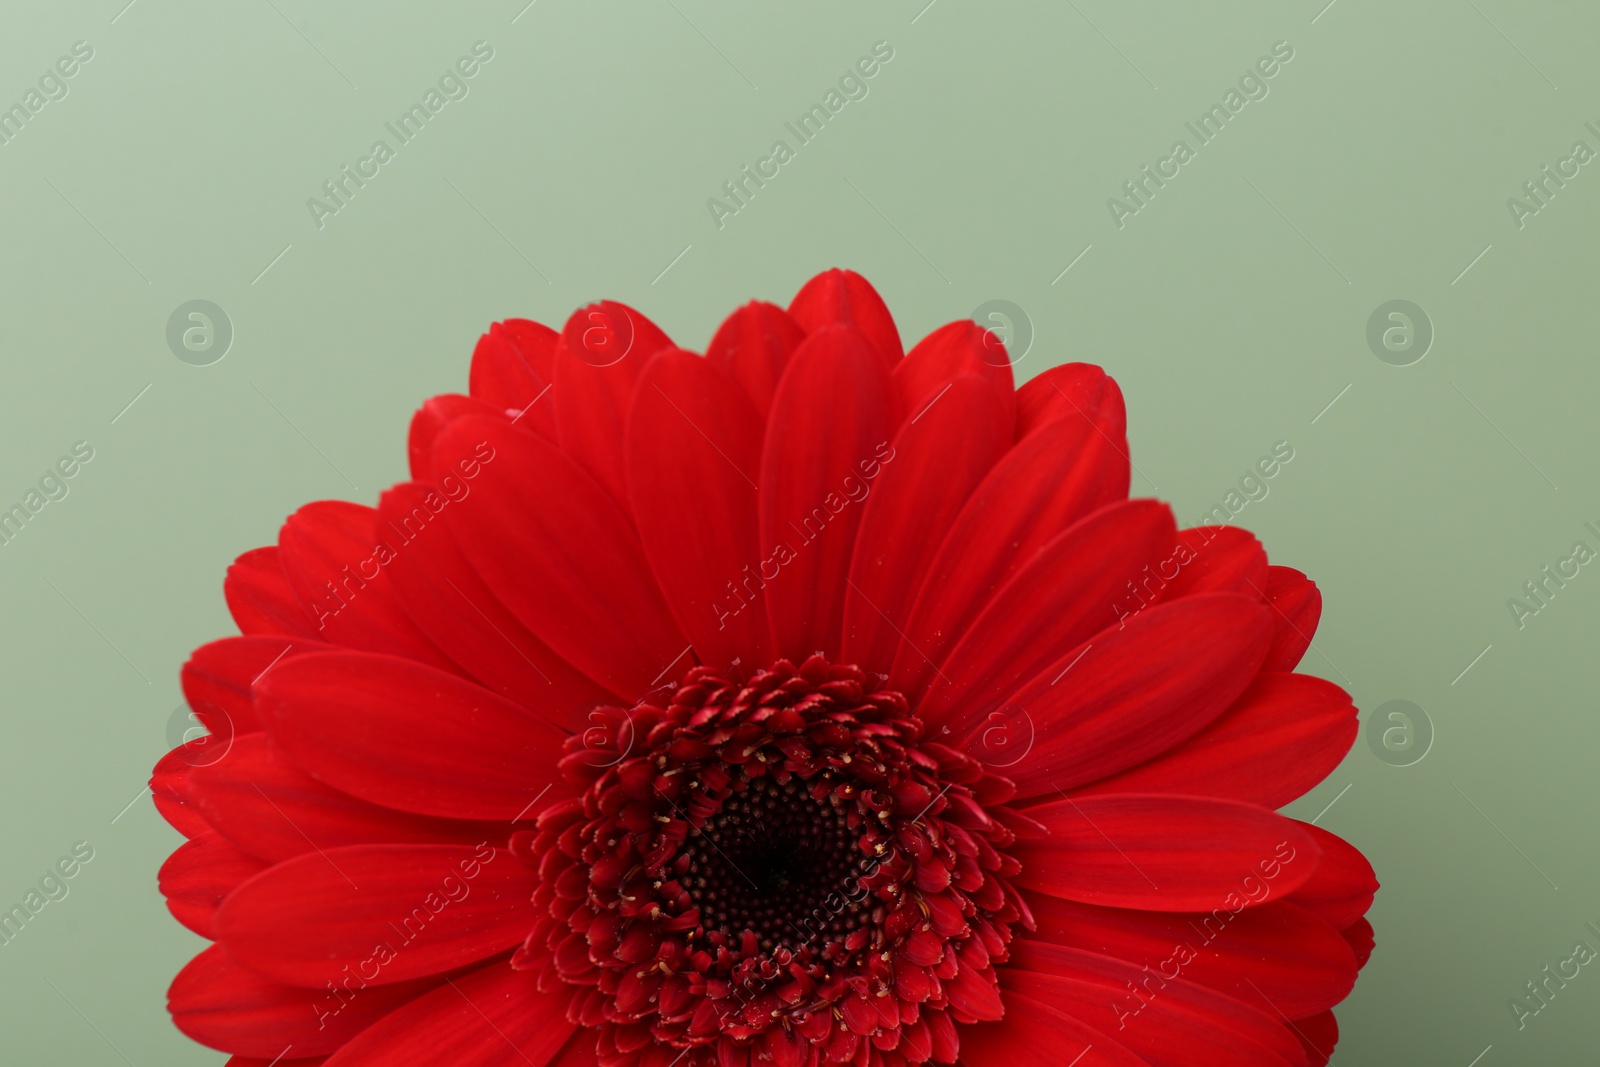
[{"x1": 514, "y1": 655, "x2": 1034, "y2": 1066}]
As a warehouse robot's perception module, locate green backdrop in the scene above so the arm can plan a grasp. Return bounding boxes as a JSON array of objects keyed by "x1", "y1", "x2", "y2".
[{"x1": 2, "y1": 0, "x2": 1597, "y2": 1062}]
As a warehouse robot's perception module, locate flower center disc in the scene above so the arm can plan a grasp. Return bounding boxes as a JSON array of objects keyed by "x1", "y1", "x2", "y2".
[
  {"x1": 519, "y1": 656, "x2": 1026, "y2": 1066},
  {"x1": 683, "y1": 776, "x2": 871, "y2": 953}
]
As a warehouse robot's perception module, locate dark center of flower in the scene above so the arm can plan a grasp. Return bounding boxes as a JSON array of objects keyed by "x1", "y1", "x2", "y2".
[
  {"x1": 681, "y1": 776, "x2": 871, "y2": 952},
  {"x1": 516, "y1": 656, "x2": 1029, "y2": 1067}
]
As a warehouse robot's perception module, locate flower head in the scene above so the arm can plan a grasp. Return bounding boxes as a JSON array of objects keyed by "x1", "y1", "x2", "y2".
[{"x1": 158, "y1": 270, "x2": 1375, "y2": 1067}]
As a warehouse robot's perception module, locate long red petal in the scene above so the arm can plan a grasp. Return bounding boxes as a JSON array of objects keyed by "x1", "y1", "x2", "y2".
[
  {"x1": 1076, "y1": 673, "x2": 1358, "y2": 810},
  {"x1": 1154, "y1": 526, "x2": 1269, "y2": 603},
  {"x1": 182, "y1": 636, "x2": 325, "y2": 737},
  {"x1": 787, "y1": 268, "x2": 903, "y2": 367},
  {"x1": 407, "y1": 393, "x2": 517, "y2": 482},
  {"x1": 980, "y1": 594, "x2": 1272, "y2": 798},
  {"x1": 1014, "y1": 794, "x2": 1320, "y2": 911},
  {"x1": 276, "y1": 501, "x2": 457, "y2": 670},
  {"x1": 889, "y1": 408, "x2": 1130, "y2": 699},
  {"x1": 957, "y1": 991, "x2": 1149, "y2": 1066},
  {"x1": 434, "y1": 416, "x2": 688, "y2": 700},
  {"x1": 321, "y1": 960, "x2": 576, "y2": 1067},
  {"x1": 151, "y1": 741, "x2": 216, "y2": 839},
  {"x1": 1002, "y1": 944, "x2": 1309, "y2": 1066},
  {"x1": 916, "y1": 499, "x2": 1176, "y2": 730},
  {"x1": 1015, "y1": 362, "x2": 1126, "y2": 443},
  {"x1": 840, "y1": 375, "x2": 1011, "y2": 675},
  {"x1": 553, "y1": 300, "x2": 674, "y2": 503},
  {"x1": 704, "y1": 300, "x2": 805, "y2": 418},
  {"x1": 171, "y1": 944, "x2": 430, "y2": 1058},
  {"x1": 469, "y1": 318, "x2": 559, "y2": 438},
  {"x1": 1283, "y1": 823, "x2": 1378, "y2": 930},
  {"x1": 758, "y1": 325, "x2": 892, "y2": 662},
  {"x1": 377, "y1": 479, "x2": 616, "y2": 728},
  {"x1": 1024, "y1": 893, "x2": 1359, "y2": 1019},
  {"x1": 225, "y1": 547, "x2": 318, "y2": 639},
  {"x1": 628, "y1": 349, "x2": 770, "y2": 672},
  {"x1": 189, "y1": 735, "x2": 507, "y2": 864},
  {"x1": 891, "y1": 320, "x2": 1013, "y2": 422},
  {"x1": 259, "y1": 651, "x2": 567, "y2": 822},
  {"x1": 159, "y1": 832, "x2": 269, "y2": 938},
  {"x1": 1261, "y1": 566, "x2": 1322, "y2": 672},
  {"x1": 215, "y1": 845, "x2": 535, "y2": 987}
]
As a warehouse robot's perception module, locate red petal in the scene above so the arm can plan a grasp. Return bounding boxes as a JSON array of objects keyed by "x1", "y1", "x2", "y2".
[
  {"x1": 225, "y1": 547, "x2": 318, "y2": 639},
  {"x1": 321, "y1": 960, "x2": 576, "y2": 1066},
  {"x1": 957, "y1": 992, "x2": 1148, "y2": 1066},
  {"x1": 159, "y1": 832, "x2": 269, "y2": 937},
  {"x1": 434, "y1": 416, "x2": 687, "y2": 700},
  {"x1": 276, "y1": 501, "x2": 458, "y2": 670},
  {"x1": 1003, "y1": 944, "x2": 1309, "y2": 1066},
  {"x1": 1024, "y1": 894, "x2": 1358, "y2": 1019},
  {"x1": 788, "y1": 268, "x2": 903, "y2": 367},
  {"x1": 628, "y1": 350, "x2": 770, "y2": 672},
  {"x1": 889, "y1": 408, "x2": 1130, "y2": 700},
  {"x1": 943, "y1": 963, "x2": 1004, "y2": 1021},
  {"x1": 1076, "y1": 673, "x2": 1358, "y2": 810},
  {"x1": 758, "y1": 325, "x2": 893, "y2": 662},
  {"x1": 1261, "y1": 567, "x2": 1322, "y2": 672},
  {"x1": 1015, "y1": 794, "x2": 1320, "y2": 911},
  {"x1": 892, "y1": 320, "x2": 1014, "y2": 422},
  {"x1": 182, "y1": 636, "x2": 325, "y2": 738},
  {"x1": 1342, "y1": 917, "x2": 1375, "y2": 970},
  {"x1": 840, "y1": 375, "x2": 1011, "y2": 674},
  {"x1": 1155, "y1": 526, "x2": 1269, "y2": 602},
  {"x1": 469, "y1": 318, "x2": 559, "y2": 438},
  {"x1": 553, "y1": 300, "x2": 675, "y2": 503},
  {"x1": 1283, "y1": 824, "x2": 1378, "y2": 930},
  {"x1": 407, "y1": 394, "x2": 516, "y2": 481},
  {"x1": 1290, "y1": 1010, "x2": 1339, "y2": 1067},
  {"x1": 704, "y1": 300, "x2": 805, "y2": 418},
  {"x1": 377, "y1": 479, "x2": 616, "y2": 727},
  {"x1": 216, "y1": 845, "x2": 535, "y2": 987},
  {"x1": 171, "y1": 944, "x2": 430, "y2": 1058},
  {"x1": 917, "y1": 499, "x2": 1176, "y2": 730},
  {"x1": 190, "y1": 734, "x2": 507, "y2": 863},
  {"x1": 260, "y1": 651, "x2": 566, "y2": 822},
  {"x1": 152, "y1": 742, "x2": 216, "y2": 839},
  {"x1": 1015, "y1": 362, "x2": 1126, "y2": 443},
  {"x1": 765, "y1": 1021, "x2": 810, "y2": 1067},
  {"x1": 546, "y1": 1034, "x2": 601, "y2": 1067},
  {"x1": 986, "y1": 594, "x2": 1272, "y2": 798}
]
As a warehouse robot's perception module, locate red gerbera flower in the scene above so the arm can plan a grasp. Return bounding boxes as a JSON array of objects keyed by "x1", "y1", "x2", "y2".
[{"x1": 156, "y1": 269, "x2": 1377, "y2": 1067}]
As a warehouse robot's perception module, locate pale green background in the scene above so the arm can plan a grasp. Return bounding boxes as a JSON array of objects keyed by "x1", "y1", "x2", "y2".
[{"x1": 1, "y1": 0, "x2": 1597, "y2": 1062}]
